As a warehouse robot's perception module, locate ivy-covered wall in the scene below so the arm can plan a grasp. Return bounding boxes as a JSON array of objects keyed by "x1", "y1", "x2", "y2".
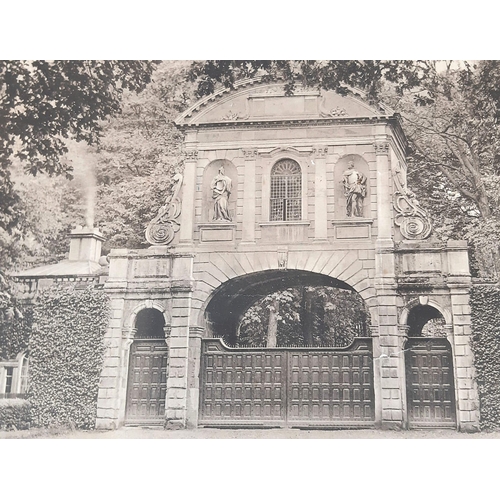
[
  {"x1": 0, "y1": 303, "x2": 31, "y2": 360},
  {"x1": 470, "y1": 283, "x2": 500, "y2": 430},
  {"x1": 29, "y1": 285, "x2": 110, "y2": 429}
]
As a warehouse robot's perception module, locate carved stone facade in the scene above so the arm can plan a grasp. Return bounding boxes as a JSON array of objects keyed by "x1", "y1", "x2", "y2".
[{"x1": 93, "y1": 79, "x2": 479, "y2": 432}]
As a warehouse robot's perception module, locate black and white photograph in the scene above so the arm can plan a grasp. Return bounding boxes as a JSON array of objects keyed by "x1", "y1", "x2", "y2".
[{"x1": 2, "y1": 6, "x2": 499, "y2": 498}]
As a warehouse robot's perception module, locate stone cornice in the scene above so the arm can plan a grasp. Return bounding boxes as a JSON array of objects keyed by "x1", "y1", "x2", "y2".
[{"x1": 177, "y1": 115, "x2": 396, "y2": 131}]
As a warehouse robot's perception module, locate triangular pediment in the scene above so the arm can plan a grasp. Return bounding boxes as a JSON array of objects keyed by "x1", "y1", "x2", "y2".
[{"x1": 176, "y1": 78, "x2": 391, "y2": 126}]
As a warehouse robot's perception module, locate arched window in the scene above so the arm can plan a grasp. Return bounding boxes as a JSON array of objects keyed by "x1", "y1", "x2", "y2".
[
  {"x1": 270, "y1": 159, "x2": 302, "y2": 221},
  {"x1": 18, "y1": 353, "x2": 29, "y2": 394},
  {"x1": 0, "y1": 351, "x2": 29, "y2": 398}
]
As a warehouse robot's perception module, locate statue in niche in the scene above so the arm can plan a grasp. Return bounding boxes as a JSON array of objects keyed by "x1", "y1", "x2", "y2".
[
  {"x1": 210, "y1": 166, "x2": 233, "y2": 222},
  {"x1": 342, "y1": 161, "x2": 367, "y2": 217}
]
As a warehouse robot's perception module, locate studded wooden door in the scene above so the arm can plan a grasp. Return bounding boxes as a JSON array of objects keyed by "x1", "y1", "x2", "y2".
[
  {"x1": 405, "y1": 338, "x2": 456, "y2": 428},
  {"x1": 199, "y1": 338, "x2": 374, "y2": 428},
  {"x1": 125, "y1": 340, "x2": 169, "y2": 425}
]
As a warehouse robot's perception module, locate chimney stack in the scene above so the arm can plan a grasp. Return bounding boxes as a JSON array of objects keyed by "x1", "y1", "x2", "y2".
[{"x1": 68, "y1": 226, "x2": 104, "y2": 262}]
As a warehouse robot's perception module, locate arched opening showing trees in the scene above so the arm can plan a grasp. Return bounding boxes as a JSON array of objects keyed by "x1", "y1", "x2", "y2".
[
  {"x1": 203, "y1": 270, "x2": 371, "y2": 348},
  {"x1": 407, "y1": 304, "x2": 447, "y2": 337},
  {"x1": 237, "y1": 286, "x2": 371, "y2": 348}
]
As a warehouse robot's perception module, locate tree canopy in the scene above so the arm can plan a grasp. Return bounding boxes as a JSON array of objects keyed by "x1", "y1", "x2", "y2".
[
  {"x1": 0, "y1": 60, "x2": 158, "y2": 231},
  {"x1": 0, "y1": 60, "x2": 159, "y2": 320}
]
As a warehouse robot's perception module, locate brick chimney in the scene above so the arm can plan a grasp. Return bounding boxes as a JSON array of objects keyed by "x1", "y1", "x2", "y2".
[{"x1": 68, "y1": 226, "x2": 104, "y2": 262}]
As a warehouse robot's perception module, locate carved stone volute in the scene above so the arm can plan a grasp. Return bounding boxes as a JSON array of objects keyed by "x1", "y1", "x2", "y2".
[{"x1": 145, "y1": 173, "x2": 183, "y2": 246}]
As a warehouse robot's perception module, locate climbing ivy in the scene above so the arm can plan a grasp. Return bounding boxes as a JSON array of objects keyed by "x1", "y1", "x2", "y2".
[
  {"x1": 29, "y1": 285, "x2": 110, "y2": 429},
  {"x1": 0, "y1": 399, "x2": 31, "y2": 430},
  {"x1": 470, "y1": 284, "x2": 500, "y2": 430},
  {"x1": 0, "y1": 304, "x2": 32, "y2": 361}
]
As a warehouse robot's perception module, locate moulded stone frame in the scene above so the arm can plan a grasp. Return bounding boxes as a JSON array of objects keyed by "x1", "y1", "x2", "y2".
[
  {"x1": 114, "y1": 300, "x2": 171, "y2": 427},
  {"x1": 261, "y1": 148, "x2": 310, "y2": 225},
  {"x1": 398, "y1": 295, "x2": 478, "y2": 431},
  {"x1": 333, "y1": 153, "x2": 372, "y2": 221},
  {"x1": 191, "y1": 249, "x2": 378, "y2": 333}
]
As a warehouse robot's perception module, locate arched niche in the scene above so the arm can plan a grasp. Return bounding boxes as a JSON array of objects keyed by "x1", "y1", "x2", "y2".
[
  {"x1": 202, "y1": 269, "x2": 374, "y2": 344},
  {"x1": 201, "y1": 159, "x2": 238, "y2": 223},
  {"x1": 334, "y1": 154, "x2": 371, "y2": 220}
]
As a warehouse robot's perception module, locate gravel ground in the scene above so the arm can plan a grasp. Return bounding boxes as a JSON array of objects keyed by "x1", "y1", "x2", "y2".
[{"x1": 2, "y1": 426, "x2": 500, "y2": 439}]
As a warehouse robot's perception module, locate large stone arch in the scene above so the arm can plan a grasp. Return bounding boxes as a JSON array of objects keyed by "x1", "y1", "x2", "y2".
[{"x1": 191, "y1": 248, "x2": 378, "y2": 331}]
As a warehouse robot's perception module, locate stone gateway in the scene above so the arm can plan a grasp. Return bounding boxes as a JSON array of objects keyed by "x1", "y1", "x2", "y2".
[{"x1": 88, "y1": 78, "x2": 478, "y2": 431}]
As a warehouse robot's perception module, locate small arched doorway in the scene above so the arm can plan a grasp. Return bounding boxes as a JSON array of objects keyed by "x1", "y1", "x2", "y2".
[
  {"x1": 405, "y1": 304, "x2": 456, "y2": 428},
  {"x1": 125, "y1": 308, "x2": 168, "y2": 425}
]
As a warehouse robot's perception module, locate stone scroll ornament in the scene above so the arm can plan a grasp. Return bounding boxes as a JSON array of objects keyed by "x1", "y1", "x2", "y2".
[
  {"x1": 393, "y1": 162, "x2": 432, "y2": 240},
  {"x1": 145, "y1": 173, "x2": 183, "y2": 246}
]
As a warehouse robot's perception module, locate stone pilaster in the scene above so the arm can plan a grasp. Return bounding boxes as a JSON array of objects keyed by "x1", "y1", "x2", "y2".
[
  {"x1": 448, "y1": 284, "x2": 480, "y2": 431},
  {"x1": 241, "y1": 149, "x2": 258, "y2": 244},
  {"x1": 186, "y1": 326, "x2": 204, "y2": 428},
  {"x1": 374, "y1": 141, "x2": 392, "y2": 241},
  {"x1": 95, "y1": 297, "x2": 128, "y2": 430},
  {"x1": 165, "y1": 288, "x2": 192, "y2": 429},
  {"x1": 165, "y1": 254, "x2": 194, "y2": 429},
  {"x1": 313, "y1": 147, "x2": 328, "y2": 241},
  {"x1": 372, "y1": 138, "x2": 401, "y2": 430},
  {"x1": 446, "y1": 241, "x2": 480, "y2": 431},
  {"x1": 373, "y1": 289, "x2": 406, "y2": 429},
  {"x1": 179, "y1": 150, "x2": 198, "y2": 245}
]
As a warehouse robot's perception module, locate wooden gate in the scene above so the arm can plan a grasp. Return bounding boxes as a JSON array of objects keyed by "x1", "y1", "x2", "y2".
[
  {"x1": 125, "y1": 340, "x2": 168, "y2": 425},
  {"x1": 199, "y1": 338, "x2": 375, "y2": 428},
  {"x1": 405, "y1": 338, "x2": 456, "y2": 428}
]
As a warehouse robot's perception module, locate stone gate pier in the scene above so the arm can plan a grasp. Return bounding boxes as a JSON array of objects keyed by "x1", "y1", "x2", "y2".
[{"x1": 95, "y1": 78, "x2": 480, "y2": 432}]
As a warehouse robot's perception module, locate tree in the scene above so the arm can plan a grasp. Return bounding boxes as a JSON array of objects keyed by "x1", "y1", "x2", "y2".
[
  {"x1": 94, "y1": 61, "x2": 196, "y2": 252},
  {"x1": 188, "y1": 60, "x2": 423, "y2": 100},
  {"x1": 0, "y1": 60, "x2": 158, "y2": 324},
  {"x1": 387, "y1": 62, "x2": 500, "y2": 276},
  {"x1": 0, "y1": 60, "x2": 158, "y2": 232},
  {"x1": 238, "y1": 287, "x2": 370, "y2": 348}
]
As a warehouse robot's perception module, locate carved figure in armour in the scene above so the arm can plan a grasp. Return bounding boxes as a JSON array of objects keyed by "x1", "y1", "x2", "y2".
[
  {"x1": 211, "y1": 166, "x2": 232, "y2": 221},
  {"x1": 342, "y1": 161, "x2": 367, "y2": 217}
]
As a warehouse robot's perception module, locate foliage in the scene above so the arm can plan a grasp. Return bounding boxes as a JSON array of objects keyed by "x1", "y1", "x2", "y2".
[
  {"x1": 28, "y1": 285, "x2": 109, "y2": 429},
  {"x1": 0, "y1": 302, "x2": 31, "y2": 361},
  {"x1": 470, "y1": 284, "x2": 500, "y2": 429},
  {"x1": 238, "y1": 286, "x2": 370, "y2": 347},
  {"x1": 0, "y1": 399, "x2": 31, "y2": 430},
  {"x1": 188, "y1": 60, "x2": 424, "y2": 100},
  {"x1": 239, "y1": 289, "x2": 299, "y2": 346},
  {"x1": 0, "y1": 60, "x2": 158, "y2": 231},
  {"x1": 383, "y1": 62, "x2": 500, "y2": 277},
  {"x1": 0, "y1": 61, "x2": 159, "y2": 328},
  {"x1": 95, "y1": 61, "x2": 196, "y2": 251}
]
